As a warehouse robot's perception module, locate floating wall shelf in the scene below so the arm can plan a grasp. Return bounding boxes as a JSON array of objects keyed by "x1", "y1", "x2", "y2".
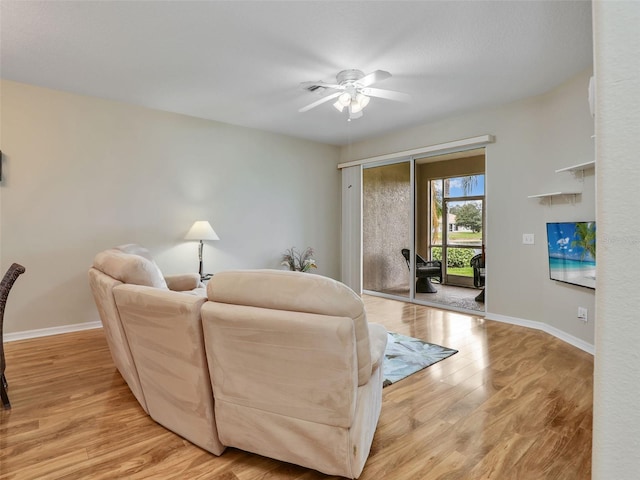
[
  {"x1": 527, "y1": 191, "x2": 581, "y2": 199},
  {"x1": 528, "y1": 160, "x2": 594, "y2": 203},
  {"x1": 528, "y1": 191, "x2": 581, "y2": 205},
  {"x1": 555, "y1": 160, "x2": 596, "y2": 174}
]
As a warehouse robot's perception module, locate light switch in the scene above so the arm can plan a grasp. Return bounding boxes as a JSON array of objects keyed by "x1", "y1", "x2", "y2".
[{"x1": 523, "y1": 233, "x2": 535, "y2": 245}]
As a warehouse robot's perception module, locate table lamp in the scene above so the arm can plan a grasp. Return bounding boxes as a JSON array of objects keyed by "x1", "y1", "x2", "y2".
[{"x1": 184, "y1": 221, "x2": 219, "y2": 280}]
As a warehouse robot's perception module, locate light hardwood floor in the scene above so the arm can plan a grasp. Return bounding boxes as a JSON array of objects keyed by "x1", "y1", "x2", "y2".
[{"x1": 0, "y1": 296, "x2": 593, "y2": 479}]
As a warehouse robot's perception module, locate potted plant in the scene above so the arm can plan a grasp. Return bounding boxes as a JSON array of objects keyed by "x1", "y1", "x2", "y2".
[{"x1": 281, "y1": 247, "x2": 317, "y2": 272}]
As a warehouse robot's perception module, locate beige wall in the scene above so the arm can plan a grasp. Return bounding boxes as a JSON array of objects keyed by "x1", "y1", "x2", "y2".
[
  {"x1": 592, "y1": 1, "x2": 640, "y2": 477},
  {"x1": 342, "y1": 69, "x2": 597, "y2": 346},
  {"x1": 0, "y1": 80, "x2": 340, "y2": 334}
]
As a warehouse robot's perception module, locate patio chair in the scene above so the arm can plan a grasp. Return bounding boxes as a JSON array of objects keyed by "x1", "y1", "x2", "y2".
[
  {"x1": 470, "y1": 253, "x2": 485, "y2": 302},
  {"x1": 401, "y1": 249, "x2": 442, "y2": 293}
]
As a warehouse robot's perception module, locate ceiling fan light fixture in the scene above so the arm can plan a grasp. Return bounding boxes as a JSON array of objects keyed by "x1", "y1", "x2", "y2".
[
  {"x1": 299, "y1": 69, "x2": 404, "y2": 119},
  {"x1": 348, "y1": 103, "x2": 363, "y2": 120},
  {"x1": 338, "y1": 92, "x2": 352, "y2": 107},
  {"x1": 350, "y1": 101, "x2": 364, "y2": 114},
  {"x1": 356, "y1": 93, "x2": 370, "y2": 109},
  {"x1": 350, "y1": 93, "x2": 370, "y2": 114}
]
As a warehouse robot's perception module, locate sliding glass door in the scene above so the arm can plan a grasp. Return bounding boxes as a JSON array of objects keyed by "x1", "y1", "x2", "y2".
[
  {"x1": 361, "y1": 150, "x2": 486, "y2": 312},
  {"x1": 362, "y1": 161, "x2": 412, "y2": 298}
]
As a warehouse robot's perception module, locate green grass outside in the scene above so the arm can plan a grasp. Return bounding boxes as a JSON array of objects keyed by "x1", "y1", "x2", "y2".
[
  {"x1": 447, "y1": 267, "x2": 473, "y2": 277},
  {"x1": 448, "y1": 231, "x2": 482, "y2": 242}
]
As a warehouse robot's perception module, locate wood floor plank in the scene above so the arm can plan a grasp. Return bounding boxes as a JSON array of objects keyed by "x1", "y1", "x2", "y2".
[{"x1": 0, "y1": 295, "x2": 593, "y2": 479}]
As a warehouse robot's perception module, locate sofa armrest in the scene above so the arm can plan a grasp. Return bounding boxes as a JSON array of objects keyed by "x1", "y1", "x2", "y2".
[
  {"x1": 164, "y1": 273, "x2": 202, "y2": 291},
  {"x1": 368, "y1": 323, "x2": 388, "y2": 373}
]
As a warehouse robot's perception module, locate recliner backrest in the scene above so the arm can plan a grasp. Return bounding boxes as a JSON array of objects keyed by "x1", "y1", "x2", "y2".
[
  {"x1": 207, "y1": 269, "x2": 372, "y2": 386},
  {"x1": 93, "y1": 244, "x2": 168, "y2": 289},
  {"x1": 113, "y1": 284, "x2": 225, "y2": 455},
  {"x1": 87, "y1": 243, "x2": 170, "y2": 414},
  {"x1": 88, "y1": 267, "x2": 149, "y2": 413}
]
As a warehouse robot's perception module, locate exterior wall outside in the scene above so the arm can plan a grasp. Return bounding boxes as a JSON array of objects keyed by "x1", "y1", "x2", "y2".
[{"x1": 362, "y1": 163, "x2": 411, "y2": 293}]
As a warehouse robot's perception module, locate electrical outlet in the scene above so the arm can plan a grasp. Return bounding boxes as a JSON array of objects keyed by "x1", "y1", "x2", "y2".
[
  {"x1": 577, "y1": 307, "x2": 588, "y2": 322},
  {"x1": 523, "y1": 233, "x2": 535, "y2": 245}
]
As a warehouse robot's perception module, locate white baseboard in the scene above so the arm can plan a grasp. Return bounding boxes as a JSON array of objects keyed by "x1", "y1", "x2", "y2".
[
  {"x1": 485, "y1": 312, "x2": 595, "y2": 355},
  {"x1": 5, "y1": 312, "x2": 594, "y2": 356},
  {"x1": 5, "y1": 321, "x2": 103, "y2": 343},
  {"x1": 363, "y1": 290, "x2": 594, "y2": 355}
]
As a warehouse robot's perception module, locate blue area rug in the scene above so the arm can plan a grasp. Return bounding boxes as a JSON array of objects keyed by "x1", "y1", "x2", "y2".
[{"x1": 383, "y1": 332, "x2": 458, "y2": 387}]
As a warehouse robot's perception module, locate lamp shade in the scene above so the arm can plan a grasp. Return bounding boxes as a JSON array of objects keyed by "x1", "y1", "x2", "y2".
[{"x1": 184, "y1": 221, "x2": 219, "y2": 241}]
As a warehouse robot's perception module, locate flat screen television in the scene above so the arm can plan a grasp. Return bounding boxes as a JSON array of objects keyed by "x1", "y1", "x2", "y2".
[{"x1": 546, "y1": 221, "x2": 596, "y2": 289}]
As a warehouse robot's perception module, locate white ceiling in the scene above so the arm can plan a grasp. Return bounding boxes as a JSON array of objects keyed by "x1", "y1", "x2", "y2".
[{"x1": 0, "y1": 1, "x2": 593, "y2": 146}]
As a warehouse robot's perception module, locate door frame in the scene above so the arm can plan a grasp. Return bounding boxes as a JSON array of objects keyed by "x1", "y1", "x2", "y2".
[{"x1": 340, "y1": 136, "x2": 493, "y2": 314}]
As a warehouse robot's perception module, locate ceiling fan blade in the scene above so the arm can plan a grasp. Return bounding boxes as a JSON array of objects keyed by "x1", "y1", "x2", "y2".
[
  {"x1": 298, "y1": 91, "x2": 342, "y2": 112},
  {"x1": 361, "y1": 87, "x2": 411, "y2": 103},
  {"x1": 299, "y1": 81, "x2": 343, "y2": 91},
  {"x1": 359, "y1": 70, "x2": 391, "y2": 87}
]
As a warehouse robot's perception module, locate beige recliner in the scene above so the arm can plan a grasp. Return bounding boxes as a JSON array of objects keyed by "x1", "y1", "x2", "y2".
[
  {"x1": 88, "y1": 244, "x2": 225, "y2": 455},
  {"x1": 201, "y1": 269, "x2": 388, "y2": 479}
]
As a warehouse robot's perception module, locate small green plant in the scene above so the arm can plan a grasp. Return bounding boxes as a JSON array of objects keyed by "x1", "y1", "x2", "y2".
[
  {"x1": 281, "y1": 247, "x2": 317, "y2": 272},
  {"x1": 431, "y1": 247, "x2": 475, "y2": 268}
]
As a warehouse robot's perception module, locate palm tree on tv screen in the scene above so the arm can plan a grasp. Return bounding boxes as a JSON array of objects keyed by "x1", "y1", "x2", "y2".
[{"x1": 572, "y1": 222, "x2": 596, "y2": 261}]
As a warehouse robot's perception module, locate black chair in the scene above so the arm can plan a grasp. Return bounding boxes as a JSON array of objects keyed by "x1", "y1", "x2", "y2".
[
  {"x1": 401, "y1": 249, "x2": 442, "y2": 293},
  {"x1": 470, "y1": 254, "x2": 485, "y2": 303},
  {"x1": 1, "y1": 263, "x2": 26, "y2": 409}
]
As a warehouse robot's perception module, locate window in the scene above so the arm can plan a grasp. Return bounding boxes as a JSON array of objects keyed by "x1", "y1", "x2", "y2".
[{"x1": 430, "y1": 175, "x2": 484, "y2": 285}]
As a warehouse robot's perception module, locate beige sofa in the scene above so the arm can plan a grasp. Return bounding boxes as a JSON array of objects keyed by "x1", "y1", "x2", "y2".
[
  {"x1": 202, "y1": 269, "x2": 388, "y2": 479},
  {"x1": 88, "y1": 244, "x2": 224, "y2": 455},
  {"x1": 89, "y1": 246, "x2": 386, "y2": 478}
]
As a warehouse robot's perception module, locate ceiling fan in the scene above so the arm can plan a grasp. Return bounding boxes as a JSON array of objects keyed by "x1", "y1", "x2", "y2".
[{"x1": 299, "y1": 69, "x2": 410, "y2": 120}]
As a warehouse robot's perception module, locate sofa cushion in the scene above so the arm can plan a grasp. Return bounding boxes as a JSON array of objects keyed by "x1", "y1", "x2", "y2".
[{"x1": 93, "y1": 245, "x2": 168, "y2": 289}]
